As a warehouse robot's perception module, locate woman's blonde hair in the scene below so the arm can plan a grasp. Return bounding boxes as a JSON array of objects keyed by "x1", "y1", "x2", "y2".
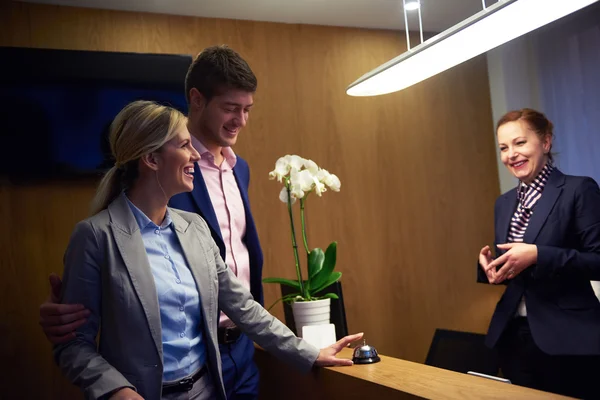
[{"x1": 90, "y1": 100, "x2": 186, "y2": 215}]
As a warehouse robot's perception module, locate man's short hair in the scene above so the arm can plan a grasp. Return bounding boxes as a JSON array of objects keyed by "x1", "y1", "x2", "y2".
[{"x1": 185, "y1": 45, "x2": 257, "y2": 104}]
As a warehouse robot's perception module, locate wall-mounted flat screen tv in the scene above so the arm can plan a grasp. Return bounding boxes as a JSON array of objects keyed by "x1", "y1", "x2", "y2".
[{"x1": 0, "y1": 46, "x2": 192, "y2": 183}]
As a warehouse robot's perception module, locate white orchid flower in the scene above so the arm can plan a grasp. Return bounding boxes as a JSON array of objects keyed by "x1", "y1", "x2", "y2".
[
  {"x1": 316, "y1": 169, "x2": 331, "y2": 184},
  {"x1": 289, "y1": 182, "x2": 305, "y2": 200},
  {"x1": 269, "y1": 156, "x2": 291, "y2": 182},
  {"x1": 287, "y1": 155, "x2": 305, "y2": 171},
  {"x1": 279, "y1": 187, "x2": 296, "y2": 204},
  {"x1": 271, "y1": 155, "x2": 340, "y2": 204},
  {"x1": 303, "y1": 159, "x2": 319, "y2": 174},
  {"x1": 324, "y1": 173, "x2": 341, "y2": 192},
  {"x1": 313, "y1": 176, "x2": 326, "y2": 196},
  {"x1": 291, "y1": 169, "x2": 315, "y2": 193},
  {"x1": 316, "y1": 169, "x2": 341, "y2": 192}
]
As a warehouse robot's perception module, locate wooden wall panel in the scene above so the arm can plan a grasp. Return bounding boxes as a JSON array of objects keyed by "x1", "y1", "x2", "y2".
[{"x1": 0, "y1": 1, "x2": 504, "y2": 398}]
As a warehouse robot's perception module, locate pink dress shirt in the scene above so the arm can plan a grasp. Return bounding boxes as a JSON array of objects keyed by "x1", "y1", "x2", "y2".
[{"x1": 191, "y1": 137, "x2": 251, "y2": 328}]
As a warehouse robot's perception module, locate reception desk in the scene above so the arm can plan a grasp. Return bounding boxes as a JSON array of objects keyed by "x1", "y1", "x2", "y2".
[{"x1": 254, "y1": 347, "x2": 573, "y2": 399}]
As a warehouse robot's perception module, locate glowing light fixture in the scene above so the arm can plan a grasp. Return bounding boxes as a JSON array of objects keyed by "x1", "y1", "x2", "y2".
[
  {"x1": 404, "y1": 1, "x2": 421, "y2": 11},
  {"x1": 347, "y1": 0, "x2": 598, "y2": 97}
]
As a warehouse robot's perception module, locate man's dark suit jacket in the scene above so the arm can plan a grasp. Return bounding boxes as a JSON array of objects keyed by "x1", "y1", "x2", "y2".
[{"x1": 170, "y1": 156, "x2": 264, "y2": 305}]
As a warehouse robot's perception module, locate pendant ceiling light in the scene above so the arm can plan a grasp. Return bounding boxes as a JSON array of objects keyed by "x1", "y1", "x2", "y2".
[{"x1": 346, "y1": 0, "x2": 599, "y2": 97}]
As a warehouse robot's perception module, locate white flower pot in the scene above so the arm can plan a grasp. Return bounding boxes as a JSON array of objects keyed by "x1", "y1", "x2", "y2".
[{"x1": 291, "y1": 298, "x2": 331, "y2": 338}]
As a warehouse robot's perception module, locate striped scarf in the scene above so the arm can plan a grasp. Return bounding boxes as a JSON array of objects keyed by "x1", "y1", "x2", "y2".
[{"x1": 507, "y1": 163, "x2": 554, "y2": 243}]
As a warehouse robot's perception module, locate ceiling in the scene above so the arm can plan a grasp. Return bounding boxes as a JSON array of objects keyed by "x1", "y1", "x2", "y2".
[{"x1": 19, "y1": 0, "x2": 490, "y2": 32}]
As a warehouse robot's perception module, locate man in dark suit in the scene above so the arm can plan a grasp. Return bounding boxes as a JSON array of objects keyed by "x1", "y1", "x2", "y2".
[{"x1": 40, "y1": 45, "x2": 266, "y2": 400}]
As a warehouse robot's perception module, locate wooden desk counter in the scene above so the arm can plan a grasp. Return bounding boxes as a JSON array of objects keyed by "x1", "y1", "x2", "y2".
[{"x1": 255, "y1": 347, "x2": 573, "y2": 400}]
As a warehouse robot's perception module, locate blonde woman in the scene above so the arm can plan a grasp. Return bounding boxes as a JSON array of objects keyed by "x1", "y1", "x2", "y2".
[{"x1": 55, "y1": 100, "x2": 361, "y2": 400}]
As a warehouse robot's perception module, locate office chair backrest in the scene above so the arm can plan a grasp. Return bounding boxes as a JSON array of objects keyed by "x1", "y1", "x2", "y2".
[{"x1": 425, "y1": 328, "x2": 500, "y2": 376}]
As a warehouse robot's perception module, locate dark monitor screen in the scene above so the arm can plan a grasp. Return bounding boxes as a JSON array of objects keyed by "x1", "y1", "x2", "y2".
[{"x1": 0, "y1": 47, "x2": 192, "y2": 183}]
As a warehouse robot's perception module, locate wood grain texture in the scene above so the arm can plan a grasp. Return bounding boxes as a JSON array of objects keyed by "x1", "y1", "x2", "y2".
[
  {"x1": 1, "y1": 1, "x2": 503, "y2": 398},
  {"x1": 255, "y1": 347, "x2": 574, "y2": 400}
]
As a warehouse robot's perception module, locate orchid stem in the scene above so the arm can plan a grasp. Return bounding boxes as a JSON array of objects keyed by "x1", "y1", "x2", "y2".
[
  {"x1": 286, "y1": 185, "x2": 304, "y2": 296},
  {"x1": 300, "y1": 197, "x2": 310, "y2": 255}
]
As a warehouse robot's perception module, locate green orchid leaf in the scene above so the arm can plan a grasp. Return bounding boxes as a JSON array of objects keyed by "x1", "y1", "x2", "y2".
[
  {"x1": 315, "y1": 293, "x2": 339, "y2": 300},
  {"x1": 308, "y1": 248, "x2": 325, "y2": 280},
  {"x1": 309, "y1": 242, "x2": 337, "y2": 290},
  {"x1": 262, "y1": 277, "x2": 301, "y2": 290},
  {"x1": 322, "y1": 241, "x2": 337, "y2": 274},
  {"x1": 312, "y1": 271, "x2": 342, "y2": 293},
  {"x1": 265, "y1": 292, "x2": 301, "y2": 311},
  {"x1": 281, "y1": 293, "x2": 302, "y2": 303}
]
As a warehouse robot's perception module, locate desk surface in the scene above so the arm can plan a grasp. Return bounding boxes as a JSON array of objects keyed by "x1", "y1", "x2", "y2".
[
  {"x1": 255, "y1": 346, "x2": 574, "y2": 400},
  {"x1": 325, "y1": 348, "x2": 573, "y2": 399}
]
